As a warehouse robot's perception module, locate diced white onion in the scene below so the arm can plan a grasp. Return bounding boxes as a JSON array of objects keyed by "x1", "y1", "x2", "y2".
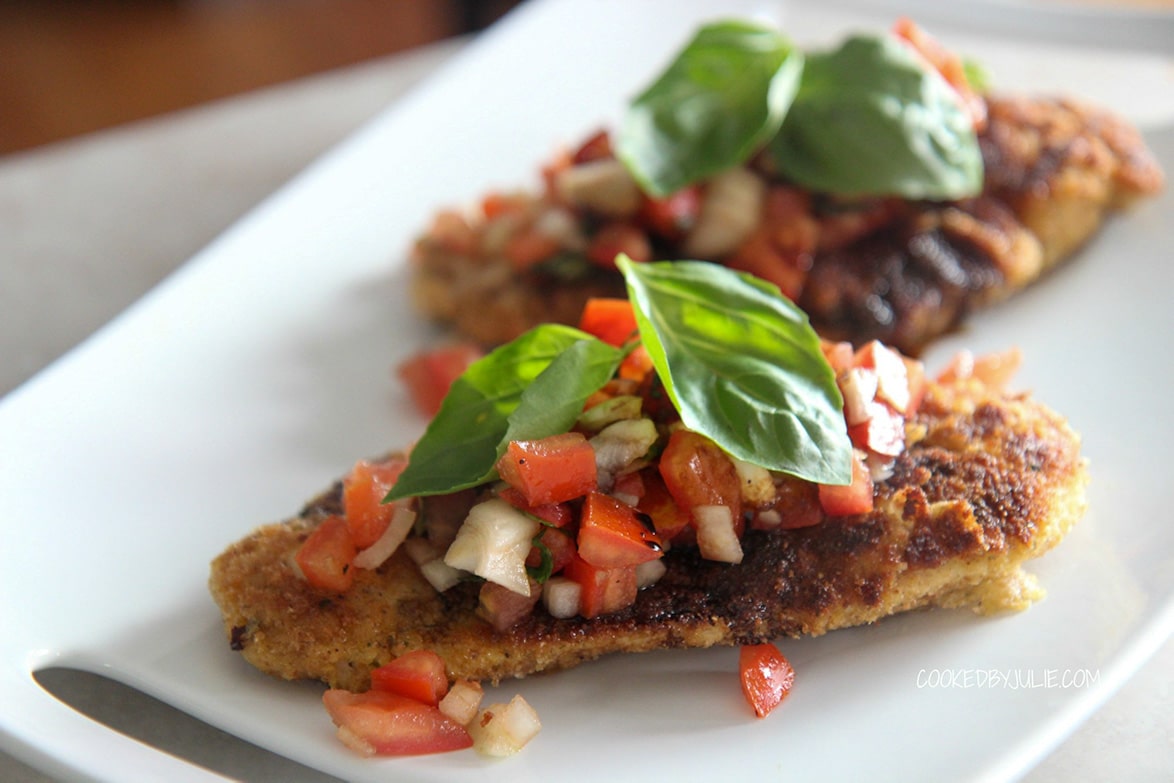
[
  {"x1": 352, "y1": 502, "x2": 416, "y2": 570},
  {"x1": 683, "y1": 168, "x2": 766, "y2": 257},
  {"x1": 868, "y1": 455, "x2": 897, "y2": 483},
  {"x1": 693, "y1": 504, "x2": 744, "y2": 564},
  {"x1": 419, "y1": 558, "x2": 465, "y2": 593},
  {"x1": 576, "y1": 394, "x2": 643, "y2": 432},
  {"x1": 590, "y1": 418, "x2": 659, "y2": 476},
  {"x1": 444, "y1": 499, "x2": 540, "y2": 596},
  {"x1": 480, "y1": 210, "x2": 525, "y2": 255},
  {"x1": 870, "y1": 342, "x2": 911, "y2": 412},
  {"x1": 470, "y1": 696, "x2": 542, "y2": 757},
  {"x1": 732, "y1": 457, "x2": 776, "y2": 507},
  {"x1": 533, "y1": 206, "x2": 586, "y2": 250},
  {"x1": 839, "y1": 367, "x2": 879, "y2": 426},
  {"x1": 635, "y1": 558, "x2": 667, "y2": 588},
  {"x1": 335, "y1": 725, "x2": 375, "y2": 757},
  {"x1": 754, "y1": 509, "x2": 783, "y2": 529},
  {"x1": 438, "y1": 680, "x2": 484, "y2": 727},
  {"x1": 541, "y1": 577, "x2": 582, "y2": 619},
  {"x1": 401, "y1": 536, "x2": 442, "y2": 566},
  {"x1": 554, "y1": 159, "x2": 641, "y2": 217},
  {"x1": 611, "y1": 491, "x2": 641, "y2": 507}
]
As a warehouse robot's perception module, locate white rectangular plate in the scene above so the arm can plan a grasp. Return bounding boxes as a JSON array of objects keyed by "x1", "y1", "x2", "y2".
[{"x1": 1, "y1": 1, "x2": 1171, "y2": 781}]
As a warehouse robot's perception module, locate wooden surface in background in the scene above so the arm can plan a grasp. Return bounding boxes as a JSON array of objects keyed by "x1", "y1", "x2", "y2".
[{"x1": 0, "y1": 0, "x2": 517, "y2": 156}]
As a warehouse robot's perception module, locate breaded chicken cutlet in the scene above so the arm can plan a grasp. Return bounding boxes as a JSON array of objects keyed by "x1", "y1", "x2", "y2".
[
  {"x1": 210, "y1": 368, "x2": 1086, "y2": 690},
  {"x1": 411, "y1": 94, "x2": 1162, "y2": 357}
]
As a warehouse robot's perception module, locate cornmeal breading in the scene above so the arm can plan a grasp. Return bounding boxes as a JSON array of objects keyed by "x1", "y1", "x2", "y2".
[{"x1": 209, "y1": 374, "x2": 1086, "y2": 690}]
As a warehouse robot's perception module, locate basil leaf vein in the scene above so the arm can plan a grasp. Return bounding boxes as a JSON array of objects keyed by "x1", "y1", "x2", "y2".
[{"x1": 618, "y1": 256, "x2": 851, "y2": 485}]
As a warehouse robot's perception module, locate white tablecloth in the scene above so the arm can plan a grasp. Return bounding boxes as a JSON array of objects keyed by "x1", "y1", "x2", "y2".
[{"x1": 2, "y1": 35, "x2": 1170, "y2": 783}]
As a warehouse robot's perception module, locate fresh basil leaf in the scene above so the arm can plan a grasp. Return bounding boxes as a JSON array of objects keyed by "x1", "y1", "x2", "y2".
[
  {"x1": 770, "y1": 33, "x2": 982, "y2": 199},
  {"x1": 387, "y1": 325, "x2": 623, "y2": 499},
  {"x1": 501, "y1": 337, "x2": 627, "y2": 444},
  {"x1": 618, "y1": 256, "x2": 851, "y2": 485},
  {"x1": 618, "y1": 20, "x2": 803, "y2": 197}
]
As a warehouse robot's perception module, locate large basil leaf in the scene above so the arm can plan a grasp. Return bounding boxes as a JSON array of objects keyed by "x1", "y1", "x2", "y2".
[
  {"x1": 770, "y1": 33, "x2": 982, "y2": 199},
  {"x1": 618, "y1": 256, "x2": 851, "y2": 485},
  {"x1": 618, "y1": 20, "x2": 803, "y2": 197},
  {"x1": 387, "y1": 326, "x2": 623, "y2": 499}
]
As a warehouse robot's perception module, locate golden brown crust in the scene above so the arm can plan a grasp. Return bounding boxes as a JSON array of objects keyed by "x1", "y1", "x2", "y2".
[{"x1": 209, "y1": 376, "x2": 1087, "y2": 689}]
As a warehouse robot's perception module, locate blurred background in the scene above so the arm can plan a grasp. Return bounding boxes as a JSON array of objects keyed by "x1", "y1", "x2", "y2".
[{"x1": 0, "y1": 0, "x2": 523, "y2": 156}]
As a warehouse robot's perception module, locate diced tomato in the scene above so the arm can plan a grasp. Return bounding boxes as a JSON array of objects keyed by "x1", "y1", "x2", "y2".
[
  {"x1": 540, "y1": 148, "x2": 573, "y2": 199},
  {"x1": 724, "y1": 230, "x2": 808, "y2": 302},
  {"x1": 762, "y1": 477, "x2": 823, "y2": 530},
  {"x1": 635, "y1": 369, "x2": 677, "y2": 424},
  {"x1": 739, "y1": 643, "x2": 795, "y2": 718},
  {"x1": 369, "y1": 650, "x2": 449, "y2": 706},
  {"x1": 495, "y1": 432, "x2": 598, "y2": 506},
  {"x1": 971, "y1": 347, "x2": 1023, "y2": 389},
  {"x1": 295, "y1": 515, "x2": 357, "y2": 592},
  {"x1": 637, "y1": 472, "x2": 693, "y2": 543},
  {"x1": 725, "y1": 186, "x2": 817, "y2": 301},
  {"x1": 478, "y1": 578, "x2": 543, "y2": 631},
  {"x1": 497, "y1": 491, "x2": 574, "y2": 529},
  {"x1": 425, "y1": 210, "x2": 478, "y2": 256},
  {"x1": 397, "y1": 343, "x2": 483, "y2": 417},
  {"x1": 571, "y1": 129, "x2": 613, "y2": 164},
  {"x1": 847, "y1": 401, "x2": 906, "y2": 457},
  {"x1": 343, "y1": 458, "x2": 408, "y2": 549},
  {"x1": 583, "y1": 377, "x2": 641, "y2": 412},
  {"x1": 578, "y1": 298, "x2": 639, "y2": 347},
  {"x1": 936, "y1": 349, "x2": 975, "y2": 385},
  {"x1": 419, "y1": 488, "x2": 477, "y2": 550},
  {"x1": 612, "y1": 470, "x2": 646, "y2": 502},
  {"x1": 578, "y1": 297, "x2": 653, "y2": 379},
  {"x1": 504, "y1": 227, "x2": 562, "y2": 269},
  {"x1": 526, "y1": 525, "x2": 577, "y2": 576},
  {"x1": 936, "y1": 348, "x2": 1021, "y2": 390},
  {"x1": 659, "y1": 429, "x2": 743, "y2": 537},
  {"x1": 497, "y1": 492, "x2": 576, "y2": 576},
  {"x1": 577, "y1": 491, "x2": 663, "y2": 568},
  {"x1": 618, "y1": 344, "x2": 654, "y2": 382},
  {"x1": 481, "y1": 191, "x2": 528, "y2": 221},
  {"x1": 563, "y1": 555, "x2": 638, "y2": 619},
  {"x1": 818, "y1": 451, "x2": 874, "y2": 517},
  {"x1": 322, "y1": 689, "x2": 472, "y2": 757},
  {"x1": 638, "y1": 186, "x2": 701, "y2": 240},
  {"x1": 821, "y1": 340, "x2": 856, "y2": 374},
  {"x1": 903, "y1": 356, "x2": 927, "y2": 415},
  {"x1": 586, "y1": 221, "x2": 652, "y2": 269}
]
